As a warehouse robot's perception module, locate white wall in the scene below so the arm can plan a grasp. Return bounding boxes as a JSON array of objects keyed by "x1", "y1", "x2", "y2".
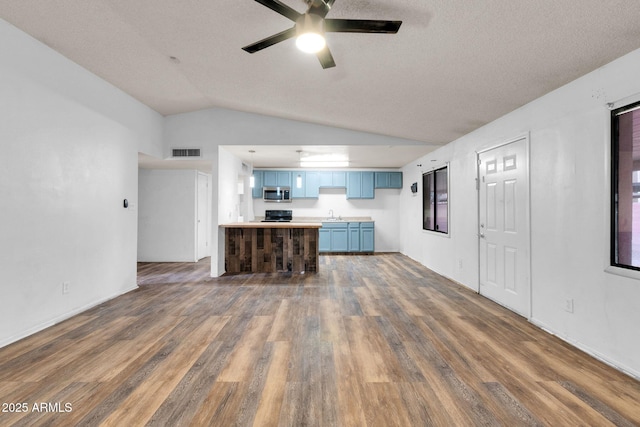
[
  {"x1": 399, "y1": 48, "x2": 640, "y2": 378},
  {"x1": 0, "y1": 19, "x2": 163, "y2": 346},
  {"x1": 218, "y1": 147, "x2": 252, "y2": 225},
  {"x1": 138, "y1": 169, "x2": 199, "y2": 262}
]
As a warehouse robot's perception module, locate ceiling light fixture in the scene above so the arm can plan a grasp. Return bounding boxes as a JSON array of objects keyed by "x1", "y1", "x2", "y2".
[
  {"x1": 295, "y1": 14, "x2": 326, "y2": 54},
  {"x1": 296, "y1": 150, "x2": 303, "y2": 188},
  {"x1": 249, "y1": 150, "x2": 256, "y2": 188},
  {"x1": 300, "y1": 161, "x2": 349, "y2": 168},
  {"x1": 300, "y1": 152, "x2": 349, "y2": 168}
]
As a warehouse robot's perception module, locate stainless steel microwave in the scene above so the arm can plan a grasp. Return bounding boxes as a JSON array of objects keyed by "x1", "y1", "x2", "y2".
[{"x1": 263, "y1": 186, "x2": 291, "y2": 203}]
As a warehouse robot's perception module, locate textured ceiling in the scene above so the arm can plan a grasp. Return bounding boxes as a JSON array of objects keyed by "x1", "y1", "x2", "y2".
[{"x1": 3, "y1": 0, "x2": 640, "y2": 161}]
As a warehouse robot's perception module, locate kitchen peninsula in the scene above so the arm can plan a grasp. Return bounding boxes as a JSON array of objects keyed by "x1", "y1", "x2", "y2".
[{"x1": 221, "y1": 222, "x2": 322, "y2": 274}]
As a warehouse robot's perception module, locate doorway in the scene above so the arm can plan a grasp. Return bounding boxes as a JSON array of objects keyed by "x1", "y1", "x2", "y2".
[
  {"x1": 196, "y1": 172, "x2": 210, "y2": 260},
  {"x1": 477, "y1": 136, "x2": 531, "y2": 317}
]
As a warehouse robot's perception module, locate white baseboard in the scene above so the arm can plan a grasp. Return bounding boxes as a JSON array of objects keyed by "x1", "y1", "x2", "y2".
[
  {"x1": 0, "y1": 284, "x2": 139, "y2": 349},
  {"x1": 530, "y1": 317, "x2": 640, "y2": 381}
]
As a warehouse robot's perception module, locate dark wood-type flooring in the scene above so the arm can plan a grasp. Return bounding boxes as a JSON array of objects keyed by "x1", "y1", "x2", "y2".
[{"x1": 1, "y1": 254, "x2": 639, "y2": 426}]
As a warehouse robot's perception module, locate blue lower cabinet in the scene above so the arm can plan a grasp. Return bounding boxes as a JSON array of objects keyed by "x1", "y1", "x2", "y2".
[
  {"x1": 319, "y1": 228, "x2": 331, "y2": 252},
  {"x1": 332, "y1": 228, "x2": 348, "y2": 251},
  {"x1": 320, "y1": 222, "x2": 374, "y2": 252},
  {"x1": 320, "y1": 222, "x2": 348, "y2": 252},
  {"x1": 360, "y1": 222, "x2": 375, "y2": 252},
  {"x1": 348, "y1": 223, "x2": 360, "y2": 251}
]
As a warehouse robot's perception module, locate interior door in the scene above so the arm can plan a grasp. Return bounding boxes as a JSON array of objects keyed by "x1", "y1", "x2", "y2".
[
  {"x1": 478, "y1": 137, "x2": 530, "y2": 317},
  {"x1": 196, "y1": 173, "x2": 210, "y2": 260}
]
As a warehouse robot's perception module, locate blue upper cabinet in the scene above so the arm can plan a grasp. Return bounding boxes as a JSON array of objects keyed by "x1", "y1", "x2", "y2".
[
  {"x1": 346, "y1": 172, "x2": 361, "y2": 198},
  {"x1": 362, "y1": 172, "x2": 375, "y2": 198},
  {"x1": 347, "y1": 171, "x2": 374, "y2": 199},
  {"x1": 305, "y1": 171, "x2": 320, "y2": 198},
  {"x1": 389, "y1": 172, "x2": 403, "y2": 188},
  {"x1": 253, "y1": 169, "x2": 400, "y2": 199},
  {"x1": 291, "y1": 171, "x2": 305, "y2": 198},
  {"x1": 375, "y1": 172, "x2": 403, "y2": 189},
  {"x1": 318, "y1": 171, "x2": 346, "y2": 188},
  {"x1": 331, "y1": 172, "x2": 346, "y2": 187},
  {"x1": 263, "y1": 171, "x2": 291, "y2": 188},
  {"x1": 291, "y1": 171, "x2": 320, "y2": 198}
]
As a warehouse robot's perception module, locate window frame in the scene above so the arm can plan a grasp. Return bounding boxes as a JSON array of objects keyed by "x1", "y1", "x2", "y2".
[
  {"x1": 422, "y1": 164, "x2": 449, "y2": 235},
  {"x1": 611, "y1": 100, "x2": 640, "y2": 272}
]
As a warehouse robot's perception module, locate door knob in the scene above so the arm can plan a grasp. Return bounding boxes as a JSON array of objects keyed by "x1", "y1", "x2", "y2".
[{"x1": 479, "y1": 233, "x2": 485, "y2": 238}]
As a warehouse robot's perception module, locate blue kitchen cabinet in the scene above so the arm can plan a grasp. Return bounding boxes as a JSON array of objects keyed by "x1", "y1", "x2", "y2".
[
  {"x1": 318, "y1": 171, "x2": 346, "y2": 188},
  {"x1": 388, "y1": 172, "x2": 403, "y2": 188},
  {"x1": 375, "y1": 172, "x2": 403, "y2": 189},
  {"x1": 360, "y1": 222, "x2": 375, "y2": 252},
  {"x1": 320, "y1": 222, "x2": 349, "y2": 252},
  {"x1": 331, "y1": 172, "x2": 346, "y2": 187},
  {"x1": 319, "y1": 228, "x2": 331, "y2": 252},
  {"x1": 346, "y1": 172, "x2": 361, "y2": 198},
  {"x1": 362, "y1": 172, "x2": 375, "y2": 198},
  {"x1": 305, "y1": 171, "x2": 320, "y2": 197},
  {"x1": 278, "y1": 171, "x2": 292, "y2": 187},
  {"x1": 254, "y1": 169, "x2": 398, "y2": 199},
  {"x1": 348, "y1": 223, "x2": 360, "y2": 251},
  {"x1": 347, "y1": 172, "x2": 375, "y2": 199},
  {"x1": 332, "y1": 228, "x2": 348, "y2": 251},
  {"x1": 263, "y1": 171, "x2": 291, "y2": 188},
  {"x1": 291, "y1": 171, "x2": 320, "y2": 198},
  {"x1": 292, "y1": 171, "x2": 305, "y2": 198},
  {"x1": 320, "y1": 221, "x2": 374, "y2": 252}
]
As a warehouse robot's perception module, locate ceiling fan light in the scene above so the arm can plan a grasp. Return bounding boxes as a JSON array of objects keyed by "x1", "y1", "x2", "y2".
[
  {"x1": 296, "y1": 32, "x2": 325, "y2": 53},
  {"x1": 296, "y1": 13, "x2": 326, "y2": 54}
]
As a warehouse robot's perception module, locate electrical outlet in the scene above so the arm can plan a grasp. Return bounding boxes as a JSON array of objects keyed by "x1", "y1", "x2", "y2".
[
  {"x1": 564, "y1": 298, "x2": 574, "y2": 313},
  {"x1": 62, "y1": 282, "x2": 70, "y2": 294},
  {"x1": 457, "y1": 259, "x2": 463, "y2": 270}
]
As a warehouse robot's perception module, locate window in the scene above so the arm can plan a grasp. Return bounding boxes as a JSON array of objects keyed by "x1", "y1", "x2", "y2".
[
  {"x1": 612, "y1": 101, "x2": 640, "y2": 270},
  {"x1": 423, "y1": 165, "x2": 448, "y2": 233}
]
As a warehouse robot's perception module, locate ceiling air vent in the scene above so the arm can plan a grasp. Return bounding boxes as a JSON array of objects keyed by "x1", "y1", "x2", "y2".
[{"x1": 171, "y1": 148, "x2": 201, "y2": 158}]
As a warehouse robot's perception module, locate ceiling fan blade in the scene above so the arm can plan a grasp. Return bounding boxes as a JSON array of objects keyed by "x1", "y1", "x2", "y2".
[
  {"x1": 324, "y1": 19, "x2": 402, "y2": 33},
  {"x1": 317, "y1": 46, "x2": 336, "y2": 69},
  {"x1": 307, "y1": 0, "x2": 336, "y2": 18},
  {"x1": 254, "y1": 0, "x2": 301, "y2": 21},
  {"x1": 242, "y1": 27, "x2": 297, "y2": 53}
]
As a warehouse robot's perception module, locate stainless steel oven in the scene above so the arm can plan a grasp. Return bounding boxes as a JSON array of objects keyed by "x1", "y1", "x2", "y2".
[
  {"x1": 263, "y1": 186, "x2": 291, "y2": 203},
  {"x1": 261, "y1": 210, "x2": 293, "y2": 222}
]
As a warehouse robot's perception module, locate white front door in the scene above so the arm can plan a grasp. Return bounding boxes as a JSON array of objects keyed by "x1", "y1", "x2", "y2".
[{"x1": 478, "y1": 137, "x2": 530, "y2": 317}]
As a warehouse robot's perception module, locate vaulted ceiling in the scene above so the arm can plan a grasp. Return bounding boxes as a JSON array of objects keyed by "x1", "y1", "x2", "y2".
[{"x1": 3, "y1": 0, "x2": 640, "y2": 167}]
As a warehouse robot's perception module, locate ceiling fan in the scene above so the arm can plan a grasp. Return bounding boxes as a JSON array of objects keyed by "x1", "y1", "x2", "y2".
[{"x1": 242, "y1": 0, "x2": 402, "y2": 69}]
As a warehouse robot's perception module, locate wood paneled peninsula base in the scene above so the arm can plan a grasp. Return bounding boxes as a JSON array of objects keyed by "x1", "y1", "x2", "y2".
[{"x1": 221, "y1": 222, "x2": 321, "y2": 274}]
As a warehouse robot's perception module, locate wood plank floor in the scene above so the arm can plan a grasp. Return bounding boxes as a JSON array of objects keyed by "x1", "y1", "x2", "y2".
[{"x1": 1, "y1": 254, "x2": 639, "y2": 426}]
